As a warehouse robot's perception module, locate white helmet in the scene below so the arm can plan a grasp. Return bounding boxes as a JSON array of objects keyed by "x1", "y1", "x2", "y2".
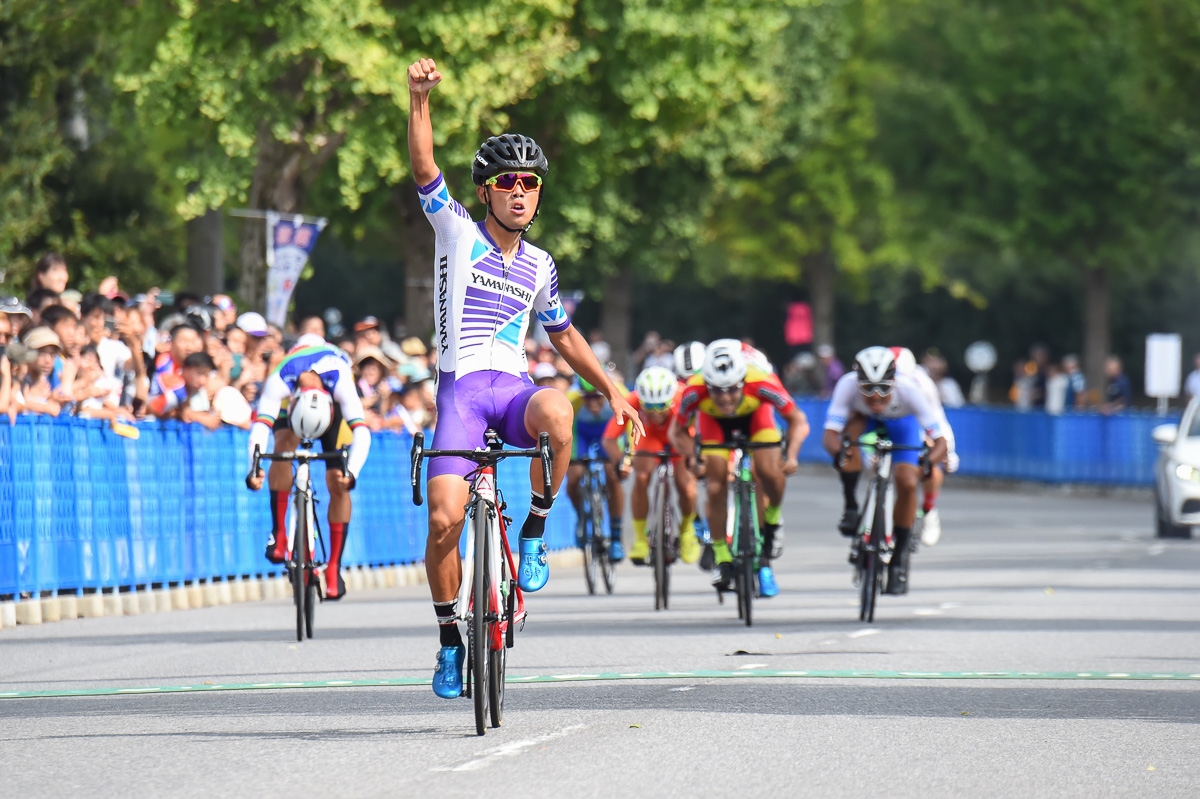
[
  {"x1": 854, "y1": 346, "x2": 897, "y2": 395},
  {"x1": 672, "y1": 341, "x2": 706, "y2": 381},
  {"x1": 703, "y1": 339, "x2": 748, "y2": 389},
  {"x1": 288, "y1": 385, "x2": 334, "y2": 440},
  {"x1": 635, "y1": 367, "x2": 678, "y2": 409},
  {"x1": 890, "y1": 346, "x2": 916, "y2": 374}
]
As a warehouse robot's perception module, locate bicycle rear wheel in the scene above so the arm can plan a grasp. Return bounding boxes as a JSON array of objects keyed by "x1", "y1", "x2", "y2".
[
  {"x1": 471, "y1": 498, "x2": 490, "y2": 736},
  {"x1": 488, "y1": 644, "x2": 506, "y2": 728},
  {"x1": 594, "y1": 480, "x2": 616, "y2": 594},
  {"x1": 305, "y1": 572, "x2": 316, "y2": 639},
  {"x1": 292, "y1": 497, "x2": 307, "y2": 643},
  {"x1": 737, "y1": 483, "x2": 755, "y2": 627}
]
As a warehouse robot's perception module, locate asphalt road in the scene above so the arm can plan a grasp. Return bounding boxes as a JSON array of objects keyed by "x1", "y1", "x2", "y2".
[{"x1": 2, "y1": 474, "x2": 1199, "y2": 798}]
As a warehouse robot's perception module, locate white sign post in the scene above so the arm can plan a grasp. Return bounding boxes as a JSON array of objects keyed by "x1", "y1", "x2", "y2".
[{"x1": 1145, "y1": 333, "x2": 1182, "y2": 416}]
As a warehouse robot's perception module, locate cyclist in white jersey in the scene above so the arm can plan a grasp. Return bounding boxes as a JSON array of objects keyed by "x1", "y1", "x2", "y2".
[
  {"x1": 822, "y1": 347, "x2": 946, "y2": 594},
  {"x1": 408, "y1": 58, "x2": 643, "y2": 699},
  {"x1": 245, "y1": 334, "x2": 371, "y2": 599},
  {"x1": 892, "y1": 347, "x2": 958, "y2": 545}
]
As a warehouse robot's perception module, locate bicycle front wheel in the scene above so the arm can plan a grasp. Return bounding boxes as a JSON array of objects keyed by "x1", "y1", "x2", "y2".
[
  {"x1": 653, "y1": 474, "x2": 668, "y2": 611},
  {"x1": 581, "y1": 492, "x2": 597, "y2": 596},
  {"x1": 594, "y1": 481, "x2": 616, "y2": 594},
  {"x1": 472, "y1": 497, "x2": 491, "y2": 736},
  {"x1": 861, "y1": 484, "x2": 887, "y2": 623},
  {"x1": 292, "y1": 497, "x2": 307, "y2": 643},
  {"x1": 488, "y1": 643, "x2": 506, "y2": 728},
  {"x1": 737, "y1": 483, "x2": 755, "y2": 627}
]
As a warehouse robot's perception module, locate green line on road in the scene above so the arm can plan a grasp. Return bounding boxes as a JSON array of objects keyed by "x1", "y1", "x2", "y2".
[{"x1": 3, "y1": 670, "x2": 1200, "y2": 699}]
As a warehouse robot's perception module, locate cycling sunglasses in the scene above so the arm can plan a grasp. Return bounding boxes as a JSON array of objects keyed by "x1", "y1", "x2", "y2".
[
  {"x1": 709, "y1": 383, "x2": 744, "y2": 397},
  {"x1": 859, "y1": 381, "x2": 894, "y2": 398},
  {"x1": 485, "y1": 172, "x2": 542, "y2": 192},
  {"x1": 643, "y1": 401, "x2": 672, "y2": 413}
]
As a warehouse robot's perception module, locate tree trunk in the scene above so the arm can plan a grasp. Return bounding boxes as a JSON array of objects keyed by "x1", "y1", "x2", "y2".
[
  {"x1": 394, "y1": 187, "x2": 434, "y2": 341},
  {"x1": 1082, "y1": 264, "x2": 1110, "y2": 400},
  {"x1": 806, "y1": 248, "x2": 835, "y2": 349},
  {"x1": 186, "y1": 207, "x2": 223, "y2": 296},
  {"x1": 601, "y1": 269, "x2": 633, "y2": 378}
]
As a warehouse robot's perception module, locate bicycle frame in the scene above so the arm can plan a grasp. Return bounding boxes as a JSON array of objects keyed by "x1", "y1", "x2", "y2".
[
  {"x1": 457, "y1": 461, "x2": 525, "y2": 651},
  {"x1": 636, "y1": 449, "x2": 677, "y2": 611}
]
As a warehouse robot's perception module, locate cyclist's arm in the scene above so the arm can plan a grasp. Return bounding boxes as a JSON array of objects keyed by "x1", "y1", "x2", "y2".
[
  {"x1": 407, "y1": 59, "x2": 442, "y2": 187},
  {"x1": 668, "y1": 415, "x2": 694, "y2": 463},
  {"x1": 781, "y1": 405, "x2": 809, "y2": 465},
  {"x1": 821, "y1": 374, "x2": 856, "y2": 456},
  {"x1": 548, "y1": 325, "x2": 644, "y2": 441},
  {"x1": 248, "y1": 373, "x2": 288, "y2": 474},
  {"x1": 332, "y1": 367, "x2": 371, "y2": 481}
]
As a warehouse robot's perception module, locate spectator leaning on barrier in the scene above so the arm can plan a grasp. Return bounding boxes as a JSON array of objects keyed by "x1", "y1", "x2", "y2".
[
  {"x1": 0, "y1": 311, "x2": 13, "y2": 419},
  {"x1": 1099, "y1": 354, "x2": 1132, "y2": 415},
  {"x1": 75, "y1": 343, "x2": 127, "y2": 420},
  {"x1": 148, "y1": 351, "x2": 221, "y2": 430},
  {"x1": 80, "y1": 293, "x2": 133, "y2": 382},
  {"x1": 16, "y1": 327, "x2": 65, "y2": 417},
  {"x1": 1062, "y1": 354, "x2": 1087, "y2": 409},
  {"x1": 1185, "y1": 353, "x2": 1200, "y2": 402}
]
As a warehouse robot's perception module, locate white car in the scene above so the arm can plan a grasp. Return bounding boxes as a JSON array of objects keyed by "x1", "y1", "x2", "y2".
[{"x1": 1152, "y1": 397, "x2": 1200, "y2": 538}]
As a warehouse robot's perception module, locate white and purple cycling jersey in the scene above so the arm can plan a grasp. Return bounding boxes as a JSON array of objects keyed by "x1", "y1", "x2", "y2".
[
  {"x1": 824, "y1": 372, "x2": 944, "y2": 438},
  {"x1": 419, "y1": 172, "x2": 570, "y2": 478}
]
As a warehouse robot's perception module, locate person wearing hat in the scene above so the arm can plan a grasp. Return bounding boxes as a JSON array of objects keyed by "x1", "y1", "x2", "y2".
[
  {"x1": 531, "y1": 361, "x2": 559, "y2": 388},
  {"x1": 16, "y1": 327, "x2": 65, "y2": 417},
  {"x1": 353, "y1": 345, "x2": 394, "y2": 422},
  {"x1": 353, "y1": 316, "x2": 383, "y2": 349}
]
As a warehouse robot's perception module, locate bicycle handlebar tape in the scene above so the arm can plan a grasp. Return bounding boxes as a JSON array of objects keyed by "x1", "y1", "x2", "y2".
[
  {"x1": 411, "y1": 432, "x2": 425, "y2": 506},
  {"x1": 539, "y1": 432, "x2": 553, "y2": 498}
]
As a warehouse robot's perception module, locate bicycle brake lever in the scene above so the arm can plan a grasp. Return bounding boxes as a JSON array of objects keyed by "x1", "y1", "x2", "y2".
[
  {"x1": 539, "y1": 431, "x2": 553, "y2": 498},
  {"x1": 411, "y1": 432, "x2": 425, "y2": 506}
]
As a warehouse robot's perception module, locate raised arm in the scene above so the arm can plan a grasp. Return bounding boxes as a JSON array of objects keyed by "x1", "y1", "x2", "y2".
[{"x1": 408, "y1": 58, "x2": 443, "y2": 186}]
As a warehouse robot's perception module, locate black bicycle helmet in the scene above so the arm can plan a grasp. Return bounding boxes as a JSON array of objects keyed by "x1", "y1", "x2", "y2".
[{"x1": 472, "y1": 134, "x2": 549, "y2": 186}]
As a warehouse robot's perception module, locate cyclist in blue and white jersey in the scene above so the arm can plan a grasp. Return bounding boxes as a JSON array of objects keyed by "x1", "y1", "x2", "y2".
[
  {"x1": 245, "y1": 334, "x2": 371, "y2": 600},
  {"x1": 565, "y1": 376, "x2": 629, "y2": 561},
  {"x1": 408, "y1": 58, "x2": 643, "y2": 699},
  {"x1": 822, "y1": 346, "x2": 947, "y2": 594},
  {"x1": 891, "y1": 347, "x2": 958, "y2": 546}
]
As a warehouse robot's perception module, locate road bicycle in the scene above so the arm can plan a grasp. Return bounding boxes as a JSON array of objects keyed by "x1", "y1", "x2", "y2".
[
  {"x1": 571, "y1": 444, "x2": 616, "y2": 595},
  {"x1": 410, "y1": 429, "x2": 553, "y2": 736},
  {"x1": 700, "y1": 433, "x2": 781, "y2": 627},
  {"x1": 633, "y1": 449, "x2": 679, "y2": 611},
  {"x1": 250, "y1": 443, "x2": 348, "y2": 642},
  {"x1": 840, "y1": 431, "x2": 926, "y2": 623}
]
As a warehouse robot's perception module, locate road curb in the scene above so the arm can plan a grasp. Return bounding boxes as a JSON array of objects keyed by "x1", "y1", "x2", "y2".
[{"x1": 0, "y1": 550, "x2": 583, "y2": 630}]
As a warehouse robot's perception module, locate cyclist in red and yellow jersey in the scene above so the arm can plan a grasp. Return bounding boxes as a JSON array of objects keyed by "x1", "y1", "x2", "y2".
[
  {"x1": 603, "y1": 367, "x2": 701, "y2": 566},
  {"x1": 668, "y1": 339, "x2": 808, "y2": 596}
]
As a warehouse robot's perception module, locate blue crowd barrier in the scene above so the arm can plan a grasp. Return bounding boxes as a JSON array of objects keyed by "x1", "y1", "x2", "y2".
[
  {"x1": 0, "y1": 416, "x2": 577, "y2": 599},
  {"x1": 791, "y1": 399, "x2": 1171, "y2": 486}
]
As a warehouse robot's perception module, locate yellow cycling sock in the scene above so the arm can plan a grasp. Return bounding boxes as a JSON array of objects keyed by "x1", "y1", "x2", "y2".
[
  {"x1": 712, "y1": 538, "x2": 732, "y2": 564},
  {"x1": 679, "y1": 512, "x2": 696, "y2": 535},
  {"x1": 633, "y1": 518, "x2": 647, "y2": 542},
  {"x1": 764, "y1": 505, "x2": 782, "y2": 526}
]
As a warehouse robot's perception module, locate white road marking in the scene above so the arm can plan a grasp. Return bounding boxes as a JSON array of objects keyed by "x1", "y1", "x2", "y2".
[
  {"x1": 847, "y1": 628, "x2": 880, "y2": 639},
  {"x1": 432, "y1": 724, "x2": 586, "y2": 772},
  {"x1": 913, "y1": 608, "x2": 943, "y2": 616},
  {"x1": 939, "y1": 602, "x2": 962, "y2": 610},
  {"x1": 1148, "y1": 544, "x2": 1166, "y2": 557},
  {"x1": 669, "y1": 686, "x2": 695, "y2": 692},
  {"x1": 736, "y1": 663, "x2": 768, "y2": 670},
  {"x1": 818, "y1": 639, "x2": 837, "y2": 646}
]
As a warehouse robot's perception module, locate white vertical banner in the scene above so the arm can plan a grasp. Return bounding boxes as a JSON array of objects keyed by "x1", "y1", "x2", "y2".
[{"x1": 265, "y1": 212, "x2": 327, "y2": 328}]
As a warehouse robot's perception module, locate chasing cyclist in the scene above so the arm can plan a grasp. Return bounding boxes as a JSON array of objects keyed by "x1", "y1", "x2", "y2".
[
  {"x1": 822, "y1": 346, "x2": 947, "y2": 594},
  {"x1": 668, "y1": 339, "x2": 809, "y2": 597},
  {"x1": 566, "y1": 377, "x2": 628, "y2": 560},
  {"x1": 891, "y1": 347, "x2": 958, "y2": 546},
  {"x1": 245, "y1": 334, "x2": 371, "y2": 601},
  {"x1": 408, "y1": 58, "x2": 642, "y2": 700},
  {"x1": 603, "y1": 367, "x2": 701, "y2": 565}
]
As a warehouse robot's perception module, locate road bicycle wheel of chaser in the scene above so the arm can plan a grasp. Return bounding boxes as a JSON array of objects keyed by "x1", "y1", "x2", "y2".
[
  {"x1": 305, "y1": 566, "x2": 316, "y2": 639},
  {"x1": 472, "y1": 498, "x2": 491, "y2": 736},
  {"x1": 581, "y1": 490, "x2": 598, "y2": 596},
  {"x1": 594, "y1": 481, "x2": 616, "y2": 594},
  {"x1": 861, "y1": 485, "x2": 887, "y2": 623},
  {"x1": 653, "y1": 475, "x2": 669, "y2": 611},
  {"x1": 292, "y1": 500, "x2": 307, "y2": 643},
  {"x1": 737, "y1": 484, "x2": 755, "y2": 627}
]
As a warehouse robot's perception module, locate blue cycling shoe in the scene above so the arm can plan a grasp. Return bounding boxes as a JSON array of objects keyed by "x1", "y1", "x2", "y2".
[
  {"x1": 608, "y1": 536, "x2": 624, "y2": 562},
  {"x1": 432, "y1": 645, "x2": 465, "y2": 698},
  {"x1": 518, "y1": 536, "x2": 549, "y2": 592},
  {"x1": 757, "y1": 566, "x2": 779, "y2": 598}
]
